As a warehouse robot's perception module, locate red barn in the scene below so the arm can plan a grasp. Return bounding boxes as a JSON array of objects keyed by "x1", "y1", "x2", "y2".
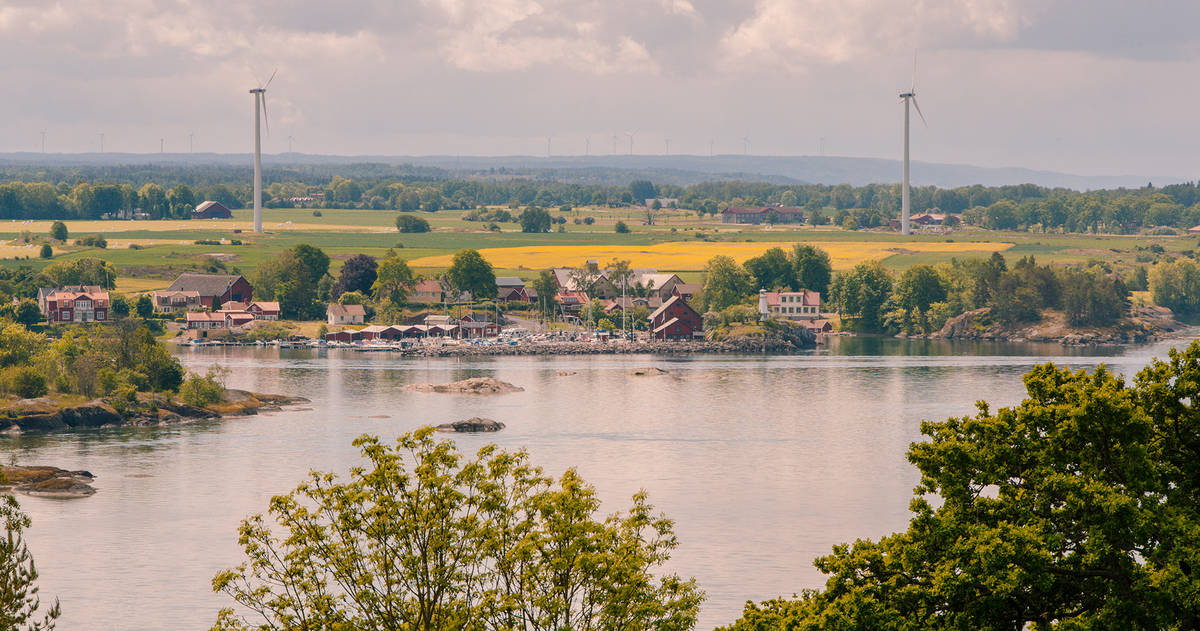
[
  {"x1": 167, "y1": 273, "x2": 253, "y2": 310},
  {"x1": 648, "y1": 295, "x2": 703, "y2": 340},
  {"x1": 192, "y1": 201, "x2": 233, "y2": 219}
]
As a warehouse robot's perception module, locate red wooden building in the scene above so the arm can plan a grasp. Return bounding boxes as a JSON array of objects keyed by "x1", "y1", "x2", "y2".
[{"x1": 648, "y1": 295, "x2": 703, "y2": 340}]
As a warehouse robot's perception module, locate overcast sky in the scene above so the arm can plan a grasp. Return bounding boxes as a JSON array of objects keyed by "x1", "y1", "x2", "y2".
[{"x1": 1, "y1": 0, "x2": 1197, "y2": 176}]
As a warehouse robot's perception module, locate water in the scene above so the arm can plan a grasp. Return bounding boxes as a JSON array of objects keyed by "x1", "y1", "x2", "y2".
[{"x1": 3, "y1": 335, "x2": 1194, "y2": 630}]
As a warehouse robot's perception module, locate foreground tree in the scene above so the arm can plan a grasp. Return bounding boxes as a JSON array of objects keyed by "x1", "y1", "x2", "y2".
[
  {"x1": 212, "y1": 428, "x2": 703, "y2": 631},
  {"x1": 790, "y1": 245, "x2": 832, "y2": 295},
  {"x1": 829, "y1": 260, "x2": 892, "y2": 332},
  {"x1": 721, "y1": 342, "x2": 1200, "y2": 630},
  {"x1": 0, "y1": 491, "x2": 60, "y2": 630},
  {"x1": 371, "y1": 255, "x2": 416, "y2": 307},
  {"x1": 702, "y1": 255, "x2": 753, "y2": 312},
  {"x1": 332, "y1": 253, "x2": 377, "y2": 298}
]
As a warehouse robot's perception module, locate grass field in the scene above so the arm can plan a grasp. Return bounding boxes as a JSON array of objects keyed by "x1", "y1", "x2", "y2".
[{"x1": 3, "y1": 205, "x2": 1195, "y2": 289}]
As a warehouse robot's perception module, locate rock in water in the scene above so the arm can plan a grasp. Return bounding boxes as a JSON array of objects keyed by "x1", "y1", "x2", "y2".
[
  {"x1": 404, "y1": 377, "x2": 524, "y2": 394},
  {"x1": 0, "y1": 465, "x2": 97, "y2": 498},
  {"x1": 630, "y1": 367, "x2": 670, "y2": 376},
  {"x1": 437, "y1": 417, "x2": 506, "y2": 433}
]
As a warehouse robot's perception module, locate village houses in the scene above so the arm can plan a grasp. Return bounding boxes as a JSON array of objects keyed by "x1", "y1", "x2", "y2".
[{"x1": 38, "y1": 286, "x2": 111, "y2": 323}]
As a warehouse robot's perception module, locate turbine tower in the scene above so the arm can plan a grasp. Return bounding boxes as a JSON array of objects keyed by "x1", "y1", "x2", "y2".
[
  {"x1": 899, "y1": 55, "x2": 926, "y2": 236},
  {"x1": 249, "y1": 70, "x2": 275, "y2": 234}
]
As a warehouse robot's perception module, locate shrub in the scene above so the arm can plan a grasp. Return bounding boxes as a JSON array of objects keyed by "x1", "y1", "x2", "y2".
[
  {"x1": 179, "y1": 368, "x2": 226, "y2": 408},
  {"x1": 396, "y1": 214, "x2": 431, "y2": 233},
  {"x1": 49, "y1": 220, "x2": 68, "y2": 241},
  {"x1": 4, "y1": 366, "x2": 48, "y2": 399},
  {"x1": 583, "y1": 216, "x2": 595, "y2": 225},
  {"x1": 39, "y1": 243, "x2": 52, "y2": 258},
  {"x1": 312, "y1": 210, "x2": 323, "y2": 217},
  {"x1": 74, "y1": 234, "x2": 107, "y2": 248},
  {"x1": 615, "y1": 221, "x2": 630, "y2": 233}
]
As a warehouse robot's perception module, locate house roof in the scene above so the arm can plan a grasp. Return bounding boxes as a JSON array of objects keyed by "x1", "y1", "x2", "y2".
[
  {"x1": 167, "y1": 273, "x2": 246, "y2": 296},
  {"x1": 327, "y1": 303, "x2": 366, "y2": 317},
  {"x1": 45, "y1": 287, "x2": 109, "y2": 303},
  {"x1": 359, "y1": 325, "x2": 391, "y2": 334},
  {"x1": 250, "y1": 301, "x2": 280, "y2": 312},
  {"x1": 414, "y1": 279, "x2": 443, "y2": 293},
  {"x1": 673, "y1": 283, "x2": 701, "y2": 295},
  {"x1": 631, "y1": 272, "x2": 681, "y2": 291},
  {"x1": 186, "y1": 312, "x2": 224, "y2": 322},
  {"x1": 154, "y1": 290, "x2": 200, "y2": 298},
  {"x1": 194, "y1": 201, "x2": 228, "y2": 213},
  {"x1": 496, "y1": 276, "x2": 525, "y2": 287},
  {"x1": 649, "y1": 294, "x2": 688, "y2": 321},
  {"x1": 652, "y1": 317, "x2": 681, "y2": 334}
]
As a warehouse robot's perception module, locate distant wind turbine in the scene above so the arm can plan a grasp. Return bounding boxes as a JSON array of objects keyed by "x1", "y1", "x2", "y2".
[
  {"x1": 288, "y1": 135, "x2": 294, "y2": 153},
  {"x1": 160, "y1": 138, "x2": 164, "y2": 153},
  {"x1": 742, "y1": 136, "x2": 750, "y2": 155},
  {"x1": 249, "y1": 69, "x2": 276, "y2": 234},
  {"x1": 709, "y1": 138, "x2": 714, "y2": 157},
  {"x1": 546, "y1": 135, "x2": 552, "y2": 157},
  {"x1": 98, "y1": 132, "x2": 104, "y2": 153},
  {"x1": 625, "y1": 132, "x2": 634, "y2": 155},
  {"x1": 612, "y1": 134, "x2": 618, "y2": 155},
  {"x1": 899, "y1": 52, "x2": 927, "y2": 236},
  {"x1": 585, "y1": 136, "x2": 590, "y2": 156},
  {"x1": 40, "y1": 131, "x2": 45, "y2": 153},
  {"x1": 664, "y1": 138, "x2": 670, "y2": 155},
  {"x1": 189, "y1": 132, "x2": 194, "y2": 153}
]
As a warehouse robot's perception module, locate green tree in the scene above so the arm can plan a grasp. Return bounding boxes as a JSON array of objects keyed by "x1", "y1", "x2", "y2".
[
  {"x1": 630, "y1": 180, "x2": 657, "y2": 202},
  {"x1": 12, "y1": 300, "x2": 41, "y2": 327},
  {"x1": 532, "y1": 269, "x2": 559, "y2": 318},
  {"x1": 1150, "y1": 258, "x2": 1200, "y2": 315},
  {"x1": 722, "y1": 343, "x2": 1200, "y2": 630},
  {"x1": 134, "y1": 294, "x2": 153, "y2": 319},
  {"x1": 447, "y1": 249, "x2": 497, "y2": 301},
  {"x1": 396, "y1": 214, "x2": 431, "y2": 233},
  {"x1": 830, "y1": 260, "x2": 893, "y2": 332},
  {"x1": 138, "y1": 183, "x2": 168, "y2": 219},
  {"x1": 518, "y1": 206, "x2": 552, "y2": 233},
  {"x1": 255, "y1": 251, "x2": 321, "y2": 320},
  {"x1": 615, "y1": 221, "x2": 630, "y2": 234},
  {"x1": 743, "y1": 247, "x2": 795, "y2": 290},
  {"x1": 702, "y1": 255, "x2": 753, "y2": 311},
  {"x1": 288, "y1": 244, "x2": 330, "y2": 287},
  {"x1": 212, "y1": 429, "x2": 702, "y2": 631},
  {"x1": 109, "y1": 295, "x2": 130, "y2": 319},
  {"x1": 48, "y1": 221, "x2": 67, "y2": 241},
  {"x1": 371, "y1": 256, "x2": 416, "y2": 306},
  {"x1": 39, "y1": 258, "x2": 117, "y2": 289},
  {"x1": 37, "y1": 244, "x2": 51, "y2": 259},
  {"x1": 0, "y1": 492, "x2": 60, "y2": 630},
  {"x1": 791, "y1": 245, "x2": 832, "y2": 294},
  {"x1": 885, "y1": 264, "x2": 947, "y2": 335}
]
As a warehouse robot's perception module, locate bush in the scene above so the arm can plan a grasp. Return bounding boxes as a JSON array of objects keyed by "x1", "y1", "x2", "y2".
[
  {"x1": 615, "y1": 220, "x2": 630, "y2": 233},
  {"x1": 4, "y1": 366, "x2": 48, "y2": 399},
  {"x1": 312, "y1": 210, "x2": 323, "y2": 217},
  {"x1": 74, "y1": 234, "x2": 107, "y2": 248},
  {"x1": 39, "y1": 243, "x2": 52, "y2": 258},
  {"x1": 49, "y1": 220, "x2": 68, "y2": 241},
  {"x1": 179, "y1": 367, "x2": 226, "y2": 408},
  {"x1": 583, "y1": 216, "x2": 595, "y2": 225},
  {"x1": 396, "y1": 214, "x2": 431, "y2": 233}
]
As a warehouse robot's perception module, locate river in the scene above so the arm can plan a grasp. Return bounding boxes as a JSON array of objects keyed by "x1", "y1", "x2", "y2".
[{"x1": 4, "y1": 335, "x2": 1195, "y2": 630}]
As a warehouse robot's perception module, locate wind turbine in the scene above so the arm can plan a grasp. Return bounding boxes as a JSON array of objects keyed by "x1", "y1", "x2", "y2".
[
  {"x1": 899, "y1": 54, "x2": 927, "y2": 236},
  {"x1": 625, "y1": 132, "x2": 634, "y2": 155},
  {"x1": 249, "y1": 69, "x2": 276, "y2": 234},
  {"x1": 612, "y1": 134, "x2": 618, "y2": 155},
  {"x1": 585, "y1": 136, "x2": 590, "y2": 156},
  {"x1": 742, "y1": 136, "x2": 750, "y2": 155},
  {"x1": 664, "y1": 138, "x2": 670, "y2": 155}
]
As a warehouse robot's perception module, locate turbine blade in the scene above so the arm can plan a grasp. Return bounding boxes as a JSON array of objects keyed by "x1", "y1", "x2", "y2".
[
  {"x1": 912, "y1": 96, "x2": 927, "y2": 127},
  {"x1": 911, "y1": 50, "x2": 917, "y2": 93},
  {"x1": 261, "y1": 95, "x2": 270, "y2": 134},
  {"x1": 264, "y1": 68, "x2": 278, "y2": 89}
]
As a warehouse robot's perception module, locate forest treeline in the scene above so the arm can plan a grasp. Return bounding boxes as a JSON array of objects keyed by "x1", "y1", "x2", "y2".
[{"x1": 3, "y1": 164, "x2": 1200, "y2": 233}]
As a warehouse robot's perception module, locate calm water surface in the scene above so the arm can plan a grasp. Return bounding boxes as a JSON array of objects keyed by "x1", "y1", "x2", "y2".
[{"x1": 4, "y1": 336, "x2": 1195, "y2": 630}]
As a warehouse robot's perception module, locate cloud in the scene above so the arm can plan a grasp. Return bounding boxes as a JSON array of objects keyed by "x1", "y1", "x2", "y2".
[{"x1": 718, "y1": 0, "x2": 1030, "y2": 71}]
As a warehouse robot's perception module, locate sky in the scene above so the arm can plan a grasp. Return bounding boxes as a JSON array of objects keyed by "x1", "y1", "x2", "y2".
[{"x1": 1, "y1": 0, "x2": 1198, "y2": 177}]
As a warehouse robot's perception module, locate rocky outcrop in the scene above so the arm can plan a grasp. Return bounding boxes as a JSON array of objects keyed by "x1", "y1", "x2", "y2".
[
  {"x1": 437, "y1": 417, "x2": 506, "y2": 432},
  {"x1": 630, "y1": 367, "x2": 670, "y2": 376},
  {"x1": 929, "y1": 305, "x2": 1186, "y2": 345},
  {"x1": 0, "y1": 465, "x2": 96, "y2": 498},
  {"x1": 404, "y1": 378, "x2": 524, "y2": 394},
  {"x1": 0, "y1": 389, "x2": 309, "y2": 435}
]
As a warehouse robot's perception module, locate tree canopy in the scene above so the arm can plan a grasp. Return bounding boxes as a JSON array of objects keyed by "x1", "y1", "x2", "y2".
[
  {"x1": 212, "y1": 428, "x2": 703, "y2": 631},
  {"x1": 447, "y1": 249, "x2": 497, "y2": 300},
  {"x1": 722, "y1": 343, "x2": 1200, "y2": 630}
]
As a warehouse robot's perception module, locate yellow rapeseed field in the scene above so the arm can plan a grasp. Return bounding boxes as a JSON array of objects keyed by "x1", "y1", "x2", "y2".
[{"x1": 407, "y1": 241, "x2": 1013, "y2": 272}]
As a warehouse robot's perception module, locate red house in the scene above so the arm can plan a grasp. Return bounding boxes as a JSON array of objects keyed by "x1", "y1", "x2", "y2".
[
  {"x1": 40, "y1": 286, "x2": 110, "y2": 323},
  {"x1": 648, "y1": 295, "x2": 703, "y2": 340},
  {"x1": 496, "y1": 277, "x2": 533, "y2": 302},
  {"x1": 166, "y1": 273, "x2": 253, "y2": 310}
]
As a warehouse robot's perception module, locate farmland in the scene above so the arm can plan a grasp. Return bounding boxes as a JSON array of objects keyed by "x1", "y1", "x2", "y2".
[{"x1": 2, "y1": 205, "x2": 1194, "y2": 293}]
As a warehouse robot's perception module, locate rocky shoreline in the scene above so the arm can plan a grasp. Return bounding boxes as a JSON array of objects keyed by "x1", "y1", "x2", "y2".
[
  {"x1": 922, "y1": 305, "x2": 1188, "y2": 346},
  {"x1": 1, "y1": 389, "x2": 309, "y2": 435},
  {"x1": 1, "y1": 465, "x2": 97, "y2": 498}
]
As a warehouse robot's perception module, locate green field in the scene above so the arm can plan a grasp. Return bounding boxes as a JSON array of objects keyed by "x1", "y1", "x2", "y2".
[{"x1": 3, "y1": 206, "x2": 1193, "y2": 294}]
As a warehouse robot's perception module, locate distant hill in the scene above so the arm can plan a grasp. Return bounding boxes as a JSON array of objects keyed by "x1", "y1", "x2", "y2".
[{"x1": 0, "y1": 152, "x2": 1183, "y2": 190}]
